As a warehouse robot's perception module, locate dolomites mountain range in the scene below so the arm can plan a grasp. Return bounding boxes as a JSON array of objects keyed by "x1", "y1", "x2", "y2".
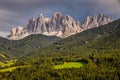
[{"x1": 8, "y1": 12, "x2": 112, "y2": 40}]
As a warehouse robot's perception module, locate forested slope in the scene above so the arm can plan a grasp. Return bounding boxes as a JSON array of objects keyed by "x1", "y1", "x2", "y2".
[
  {"x1": 0, "y1": 19, "x2": 120, "y2": 80},
  {"x1": 0, "y1": 34, "x2": 59, "y2": 60}
]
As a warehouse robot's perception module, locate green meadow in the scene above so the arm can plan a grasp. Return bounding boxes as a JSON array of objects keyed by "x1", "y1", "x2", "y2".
[
  {"x1": 55, "y1": 62, "x2": 86, "y2": 69},
  {"x1": 0, "y1": 66, "x2": 25, "y2": 73},
  {"x1": 0, "y1": 62, "x2": 5, "y2": 67},
  {"x1": 0, "y1": 60, "x2": 16, "y2": 67},
  {"x1": 0, "y1": 54, "x2": 6, "y2": 58},
  {"x1": 0, "y1": 66, "x2": 18, "y2": 73}
]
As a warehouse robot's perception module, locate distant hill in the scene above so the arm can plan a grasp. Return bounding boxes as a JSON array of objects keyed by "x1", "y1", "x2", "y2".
[{"x1": 0, "y1": 34, "x2": 59, "y2": 60}]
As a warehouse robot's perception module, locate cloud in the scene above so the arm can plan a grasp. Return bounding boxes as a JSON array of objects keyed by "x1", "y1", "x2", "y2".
[
  {"x1": 0, "y1": 0, "x2": 120, "y2": 35},
  {"x1": 96, "y1": 0, "x2": 120, "y2": 17}
]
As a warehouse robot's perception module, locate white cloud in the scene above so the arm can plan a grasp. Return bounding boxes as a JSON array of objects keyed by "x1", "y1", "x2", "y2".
[{"x1": 97, "y1": 0, "x2": 120, "y2": 17}]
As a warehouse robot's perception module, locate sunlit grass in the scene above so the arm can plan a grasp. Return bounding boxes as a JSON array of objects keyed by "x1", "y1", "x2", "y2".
[
  {"x1": 0, "y1": 62, "x2": 5, "y2": 67},
  {"x1": 0, "y1": 66, "x2": 25, "y2": 73},
  {"x1": 0, "y1": 59, "x2": 29, "y2": 73},
  {"x1": 55, "y1": 62, "x2": 86, "y2": 69},
  {"x1": 4, "y1": 60, "x2": 17, "y2": 67},
  {"x1": 0, "y1": 54, "x2": 6, "y2": 58},
  {"x1": 0, "y1": 60, "x2": 17, "y2": 67}
]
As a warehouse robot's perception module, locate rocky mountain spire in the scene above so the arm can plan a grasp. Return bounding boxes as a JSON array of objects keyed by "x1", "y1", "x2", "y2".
[
  {"x1": 8, "y1": 12, "x2": 112, "y2": 40},
  {"x1": 26, "y1": 18, "x2": 36, "y2": 33},
  {"x1": 35, "y1": 13, "x2": 47, "y2": 33},
  {"x1": 81, "y1": 13, "x2": 111, "y2": 30}
]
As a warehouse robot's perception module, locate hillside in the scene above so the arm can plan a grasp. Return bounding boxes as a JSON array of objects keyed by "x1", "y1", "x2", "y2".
[
  {"x1": 32, "y1": 19, "x2": 120, "y2": 57},
  {"x1": 0, "y1": 34, "x2": 59, "y2": 60},
  {"x1": 53, "y1": 18, "x2": 120, "y2": 49},
  {"x1": 0, "y1": 19, "x2": 120, "y2": 80}
]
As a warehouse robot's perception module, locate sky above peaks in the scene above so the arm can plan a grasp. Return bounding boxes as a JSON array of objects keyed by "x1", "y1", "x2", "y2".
[{"x1": 0, "y1": 0, "x2": 120, "y2": 37}]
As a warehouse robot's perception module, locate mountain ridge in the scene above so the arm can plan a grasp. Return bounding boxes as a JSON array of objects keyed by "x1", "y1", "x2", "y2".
[{"x1": 8, "y1": 12, "x2": 111, "y2": 40}]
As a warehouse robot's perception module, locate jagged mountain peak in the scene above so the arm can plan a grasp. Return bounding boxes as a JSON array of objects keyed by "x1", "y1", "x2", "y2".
[
  {"x1": 8, "y1": 12, "x2": 112, "y2": 40},
  {"x1": 81, "y1": 13, "x2": 111, "y2": 29},
  {"x1": 53, "y1": 12, "x2": 62, "y2": 18}
]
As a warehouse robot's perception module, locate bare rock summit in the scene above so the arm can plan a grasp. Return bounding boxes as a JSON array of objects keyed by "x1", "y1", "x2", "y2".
[{"x1": 8, "y1": 12, "x2": 112, "y2": 40}]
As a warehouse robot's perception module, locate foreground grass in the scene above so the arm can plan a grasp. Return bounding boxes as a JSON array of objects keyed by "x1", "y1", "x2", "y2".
[{"x1": 55, "y1": 62, "x2": 86, "y2": 69}]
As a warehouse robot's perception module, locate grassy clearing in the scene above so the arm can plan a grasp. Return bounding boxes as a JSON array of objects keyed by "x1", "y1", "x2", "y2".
[
  {"x1": 0, "y1": 66, "x2": 25, "y2": 73},
  {"x1": 55, "y1": 62, "x2": 86, "y2": 69},
  {"x1": 0, "y1": 62, "x2": 5, "y2": 67},
  {"x1": 0, "y1": 60, "x2": 17, "y2": 67},
  {"x1": 4, "y1": 60, "x2": 17, "y2": 67},
  {"x1": 0, "y1": 67, "x2": 17, "y2": 72},
  {"x1": 0, "y1": 60, "x2": 19, "y2": 73},
  {"x1": 0, "y1": 54, "x2": 6, "y2": 58}
]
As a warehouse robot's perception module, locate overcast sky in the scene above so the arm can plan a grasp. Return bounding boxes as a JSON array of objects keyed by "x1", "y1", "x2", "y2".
[{"x1": 0, "y1": 0, "x2": 120, "y2": 37}]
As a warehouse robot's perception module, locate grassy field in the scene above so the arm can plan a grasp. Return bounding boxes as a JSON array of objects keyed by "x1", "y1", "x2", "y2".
[
  {"x1": 0, "y1": 60, "x2": 17, "y2": 67},
  {"x1": 0, "y1": 59, "x2": 29, "y2": 73},
  {"x1": 4, "y1": 60, "x2": 17, "y2": 67},
  {"x1": 0, "y1": 54, "x2": 6, "y2": 58},
  {"x1": 0, "y1": 66, "x2": 25, "y2": 73},
  {"x1": 0, "y1": 60, "x2": 18, "y2": 73},
  {"x1": 55, "y1": 62, "x2": 86, "y2": 69},
  {"x1": 0, "y1": 62, "x2": 5, "y2": 67}
]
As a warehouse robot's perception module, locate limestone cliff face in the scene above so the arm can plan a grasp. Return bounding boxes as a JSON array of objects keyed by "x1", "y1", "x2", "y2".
[
  {"x1": 81, "y1": 13, "x2": 112, "y2": 30},
  {"x1": 8, "y1": 26, "x2": 29, "y2": 40},
  {"x1": 8, "y1": 12, "x2": 112, "y2": 40}
]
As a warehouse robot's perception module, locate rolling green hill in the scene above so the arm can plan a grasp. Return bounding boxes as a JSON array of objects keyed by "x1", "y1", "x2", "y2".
[{"x1": 0, "y1": 34, "x2": 59, "y2": 60}]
